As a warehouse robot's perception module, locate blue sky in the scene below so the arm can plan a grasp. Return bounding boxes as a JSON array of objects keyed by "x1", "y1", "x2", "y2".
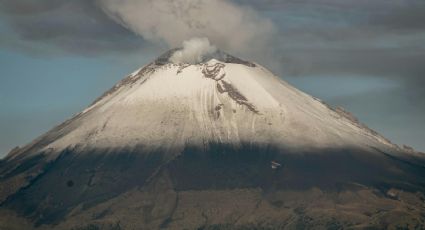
[
  {"x1": 0, "y1": 0, "x2": 424, "y2": 156},
  {"x1": 0, "y1": 43, "x2": 159, "y2": 156}
]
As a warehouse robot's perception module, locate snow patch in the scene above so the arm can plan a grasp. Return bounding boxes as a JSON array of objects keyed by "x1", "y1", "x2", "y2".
[{"x1": 41, "y1": 59, "x2": 394, "y2": 154}]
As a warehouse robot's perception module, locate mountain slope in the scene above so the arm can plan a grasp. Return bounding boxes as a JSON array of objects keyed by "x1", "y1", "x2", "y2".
[{"x1": 0, "y1": 50, "x2": 424, "y2": 230}]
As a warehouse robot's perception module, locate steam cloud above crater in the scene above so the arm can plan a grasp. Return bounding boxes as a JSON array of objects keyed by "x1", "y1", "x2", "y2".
[
  {"x1": 170, "y1": 37, "x2": 217, "y2": 64},
  {"x1": 97, "y1": 0, "x2": 276, "y2": 55}
]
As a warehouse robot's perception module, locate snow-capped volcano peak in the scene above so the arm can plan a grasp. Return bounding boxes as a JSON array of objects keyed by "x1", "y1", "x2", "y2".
[
  {"x1": 8, "y1": 48, "x2": 393, "y2": 159},
  {"x1": 2, "y1": 49, "x2": 425, "y2": 230}
]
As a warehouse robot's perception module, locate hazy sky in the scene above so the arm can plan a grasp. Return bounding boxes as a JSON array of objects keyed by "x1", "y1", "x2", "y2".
[{"x1": 0, "y1": 0, "x2": 424, "y2": 157}]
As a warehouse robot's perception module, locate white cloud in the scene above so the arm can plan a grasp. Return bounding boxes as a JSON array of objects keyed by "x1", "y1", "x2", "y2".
[
  {"x1": 169, "y1": 37, "x2": 216, "y2": 64},
  {"x1": 97, "y1": 0, "x2": 276, "y2": 56}
]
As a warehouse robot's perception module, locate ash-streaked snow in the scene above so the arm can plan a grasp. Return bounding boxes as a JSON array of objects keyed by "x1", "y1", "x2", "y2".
[{"x1": 35, "y1": 52, "x2": 395, "y2": 158}]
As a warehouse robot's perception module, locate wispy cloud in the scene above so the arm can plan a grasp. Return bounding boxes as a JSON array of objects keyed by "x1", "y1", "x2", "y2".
[
  {"x1": 98, "y1": 0, "x2": 276, "y2": 58},
  {"x1": 0, "y1": 0, "x2": 145, "y2": 56}
]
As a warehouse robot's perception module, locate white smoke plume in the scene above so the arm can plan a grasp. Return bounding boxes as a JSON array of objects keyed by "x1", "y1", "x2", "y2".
[
  {"x1": 169, "y1": 37, "x2": 217, "y2": 64},
  {"x1": 97, "y1": 0, "x2": 276, "y2": 56}
]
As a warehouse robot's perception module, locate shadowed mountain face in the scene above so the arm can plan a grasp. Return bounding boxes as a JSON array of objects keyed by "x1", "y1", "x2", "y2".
[
  {"x1": 2, "y1": 144, "x2": 425, "y2": 229},
  {"x1": 0, "y1": 50, "x2": 425, "y2": 229}
]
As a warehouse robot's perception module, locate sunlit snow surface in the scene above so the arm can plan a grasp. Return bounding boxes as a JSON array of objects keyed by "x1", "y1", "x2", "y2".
[{"x1": 40, "y1": 58, "x2": 394, "y2": 157}]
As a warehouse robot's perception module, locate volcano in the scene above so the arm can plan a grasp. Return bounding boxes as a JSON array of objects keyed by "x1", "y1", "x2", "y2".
[{"x1": 0, "y1": 50, "x2": 424, "y2": 230}]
